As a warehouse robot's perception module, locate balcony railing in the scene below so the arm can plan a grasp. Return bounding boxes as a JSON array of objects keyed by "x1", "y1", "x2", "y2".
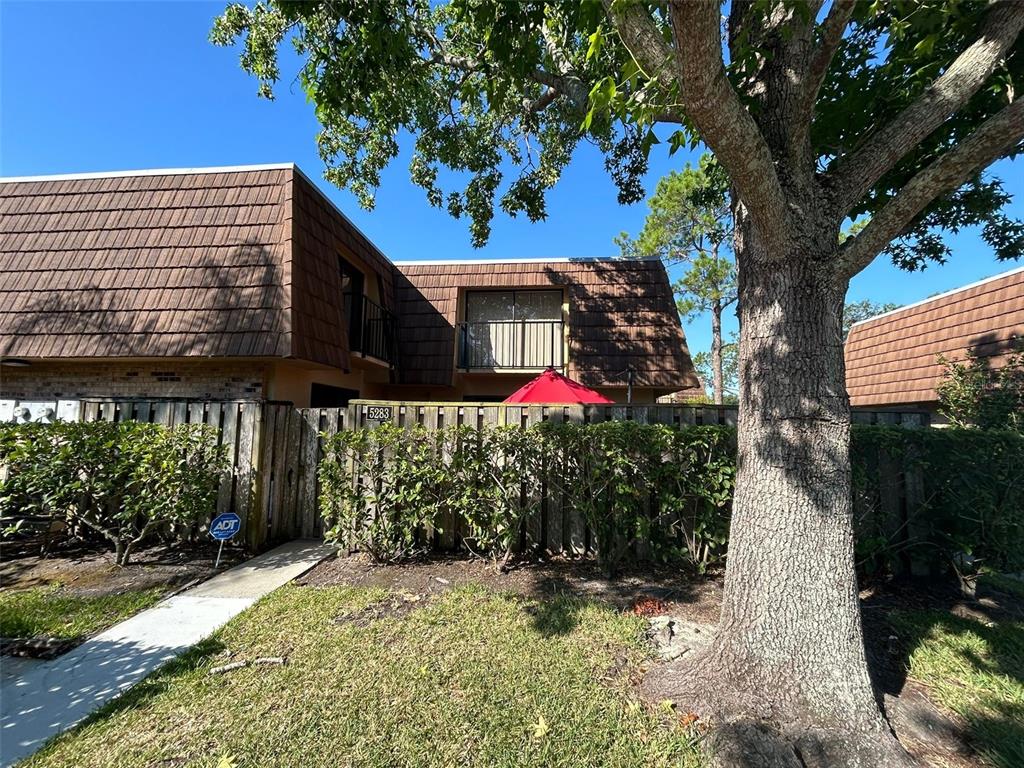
[
  {"x1": 457, "y1": 319, "x2": 564, "y2": 370},
  {"x1": 350, "y1": 295, "x2": 397, "y2": 364}
]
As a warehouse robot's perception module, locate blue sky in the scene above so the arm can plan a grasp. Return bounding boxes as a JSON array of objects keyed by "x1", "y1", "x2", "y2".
[{"x1": 2, "y1": 1, "x2": 1021, "y2": 356}]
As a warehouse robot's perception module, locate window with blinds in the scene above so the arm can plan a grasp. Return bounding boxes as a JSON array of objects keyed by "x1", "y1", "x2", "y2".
[{"x1": 460, "y1": 290, "x2": 564, "y2": 369}]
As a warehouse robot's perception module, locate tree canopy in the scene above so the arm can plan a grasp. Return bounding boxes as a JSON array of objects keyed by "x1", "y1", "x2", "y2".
[
  {"x1": 694, "y1": 335, "x2": 739, "y2": 399},
  {"x1": 615, "y1": 153, "x2": 737, "y2": 403},
  {"x1": 616, "y1": 153, "x2": 737, "y2": 316},
  {"x1": 212, "y1": 0, "x2": 1024, "y2": 263}
]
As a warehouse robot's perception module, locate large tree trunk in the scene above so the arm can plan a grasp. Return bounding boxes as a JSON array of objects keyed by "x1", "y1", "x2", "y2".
[
  {"x1": 710, "y1": 300, "x2": 724, "y2": 405},
  {"x1": 644, "y1": 229, "x2": 914, "y2": 767}
]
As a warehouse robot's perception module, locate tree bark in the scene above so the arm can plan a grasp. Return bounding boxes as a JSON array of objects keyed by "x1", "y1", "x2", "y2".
[
  {"x1": 644, "y1": 216, "x2": 915, "y2": 767},
  {"x1": 711, "y1": 300, "x2": 724, "y2": 405}
]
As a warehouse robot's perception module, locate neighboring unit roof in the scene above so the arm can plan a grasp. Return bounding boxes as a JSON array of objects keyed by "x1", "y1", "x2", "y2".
[
  {"x1": 0, "y1": 166, "x2": 294, "y2": 360},
  {"x1": 394, "y1": 258, "x2": 699, "y2": 390},
  {"x1": 845, "y1": 266, "x2": 1024, "y2": 407}
]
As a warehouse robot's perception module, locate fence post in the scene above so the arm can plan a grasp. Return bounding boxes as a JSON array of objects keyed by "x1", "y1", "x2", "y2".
[
  {"x1": 298, "y1": 408, "x2": 322, "y2": 538},
  {"x1": 236, "y1": 402, "x2": 259, "y2": 551}
]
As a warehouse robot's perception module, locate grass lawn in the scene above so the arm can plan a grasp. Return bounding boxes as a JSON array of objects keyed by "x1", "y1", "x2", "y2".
[
  {"x1": 0, "y1": 584, "x2": 166, "y2": 641},
  {"x1": 14, "y1": 575, "x2": 1023, "y2": 768},
  {"x1": 890, "y1": 610, "x2": 1024, "y2": 768},
  {"x1": 19, "y1": 584, "x2": 702, "y2": 768}
]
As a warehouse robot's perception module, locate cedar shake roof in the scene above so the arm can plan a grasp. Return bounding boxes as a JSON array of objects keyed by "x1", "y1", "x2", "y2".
[
  {"x1": 393, "y1": 258, "x2": 699, "y2": 390},
  {"x1": 845, "y1": 266, "x2": 1024, "y2": 407},
  {"x1": 0, "y1": 165, "x2": 392, "y2": 369}
]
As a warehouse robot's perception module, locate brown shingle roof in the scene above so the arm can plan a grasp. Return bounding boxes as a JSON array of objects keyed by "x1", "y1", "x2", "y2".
[
  {"x1": 393, "y1": 258, "x2": 699, "y2": 390},
  {"x1": 1, "y1": 167, "x2": 697, "y2": 393},
  {"x1": 0, "y1": 165, "x2": 396, "y2": 370},
  {"x1": 1, "y1": 167, "x2": 293, "y2": 360},
  {"x1": 289, "y1": 172, "x2": 397, "y2": 369},
  {"x1": 844, "y1": 267, "x2": 1024, "y2": 407}
]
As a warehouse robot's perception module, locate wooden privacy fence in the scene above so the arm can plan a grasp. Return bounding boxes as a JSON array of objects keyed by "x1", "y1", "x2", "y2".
[
  {"x1": 77, "y1": 399, "x2": 346, "y2": 550},
  {"x1": 73, "y1": 398, "x2": 931, "y2": 552}
]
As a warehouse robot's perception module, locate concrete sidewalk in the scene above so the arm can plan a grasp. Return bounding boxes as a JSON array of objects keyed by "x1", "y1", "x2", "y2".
[{"x1": 0, "y1": 540, "x2": 334, "y2": 767}]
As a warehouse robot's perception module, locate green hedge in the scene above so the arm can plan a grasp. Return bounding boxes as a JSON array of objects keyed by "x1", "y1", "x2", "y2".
[
  {"x1": 320, "y1": 423, "x2": 545, "y2": 565},
  {"x1": 0, "y1": 420, "x2": 227, "y2": 565},
  {"x1": 851, "y1": 425, "x2": 1024, "y2": 577},
  {"x1": 320, "y1": 421, "x2": 1024, "y2": 579}
]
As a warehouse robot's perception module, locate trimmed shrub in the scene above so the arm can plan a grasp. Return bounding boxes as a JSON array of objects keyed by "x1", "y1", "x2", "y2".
[
  {"x1": 851, "y1": 425, "x2": 1024, "y2": 580},
  {"x1": 540, "y1": 421, "x2": 735, "y2": 575},
  {"x1": 320, "y1": 420, "x2": 1023, "y2": 582},
  {"x1": 319, "y1": 423, "x2": 543, "y2": 564},
  {"x1": 320, "y1": 423, "x2": 447, "y2": 563},
  {"x1": 446, "y1": 424, "x2": 544, "y2": 566},
  {"x1": 0, "y1": 421, "x2": 226, "y2": 565}
]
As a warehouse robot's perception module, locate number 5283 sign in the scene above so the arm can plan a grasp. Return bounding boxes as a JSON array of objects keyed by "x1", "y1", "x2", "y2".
[{"x1": 366, "y1": 405, "x2": 393, "y2": 422}]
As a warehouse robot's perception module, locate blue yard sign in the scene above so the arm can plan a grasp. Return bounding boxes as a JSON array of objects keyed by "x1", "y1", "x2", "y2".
[
  {"x1": 210, "y1": 512, "x2": 242, "y2": 541},
  {"x1": 210, "y1": 512, "x2": 242, "y2": 568}
]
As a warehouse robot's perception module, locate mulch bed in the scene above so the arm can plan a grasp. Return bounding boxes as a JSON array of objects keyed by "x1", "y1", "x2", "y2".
[
  {"x1": 0, "y1": 541, "x2": 245, "y2": 597},
  {"x1": 298, "y1": 552, "x2": 725, "y2": 624}
]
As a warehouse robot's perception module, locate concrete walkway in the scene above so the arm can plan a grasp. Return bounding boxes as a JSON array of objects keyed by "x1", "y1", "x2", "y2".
[{"x1": 0, "y1": 540, "x2": 334, "y2": 767}]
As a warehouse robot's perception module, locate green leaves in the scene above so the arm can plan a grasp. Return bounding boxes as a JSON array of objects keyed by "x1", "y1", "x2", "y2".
[
  {"x1": 539, "y1": 421, "x2": 737, "y2": 575},
  {"x1": 583, "y1": 76, "x2": 616, "y2": 131},
  {"x1": 210, "y1": 0, "x2": 678, "y2": 247},
  {"x1": 317, "y1": 419, "x2": 1023, "y2": 579},
  {"x1": 0, "y1": 422, "x2": 226, "y2": 565},
  {"x1": 851, "y1": 425, "x2": 1024, "y2": 576},
  {"x1": 586, "y1": 28, "x2": 603, "y2": 62},
  {"x1": 212, "y1": 0, "x2": 1024, "y2": 264},
  {"x1": 319, "y1": 422, "x2": 543, "y2": 563},
  {"x1": 937, "y1": 343, "x2": 1024, "y2": 432}
]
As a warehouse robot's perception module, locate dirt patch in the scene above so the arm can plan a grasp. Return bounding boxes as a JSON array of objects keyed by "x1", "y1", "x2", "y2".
[
  {"x1": 335, "y1": 592, "x2": 433, "y2": 628},
  {"x1": 0, "y1": 636, "x2": 78, "y2": 659},
  {"x1": 0, "y1": 542, "x2": 245, "y2": 598},
  {"x1": 885, "y1": 684, "x2": 978, "y2": 768},
  {"x1": 299, "y1": 553, "x2": 724, "y2": 624}
]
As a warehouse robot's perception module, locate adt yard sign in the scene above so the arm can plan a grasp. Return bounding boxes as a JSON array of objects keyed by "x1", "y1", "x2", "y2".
[
  {"x1": 210, "y1": 512, "x2": 241, "y2": 568},
  {"x1": 211, "y1": 512, "x2": 241, "y2": 541}
]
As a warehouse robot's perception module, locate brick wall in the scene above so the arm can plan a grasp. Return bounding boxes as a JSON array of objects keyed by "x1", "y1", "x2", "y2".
[{"x1": 0, "y1": 360, "x2": 267, "y2": 401}]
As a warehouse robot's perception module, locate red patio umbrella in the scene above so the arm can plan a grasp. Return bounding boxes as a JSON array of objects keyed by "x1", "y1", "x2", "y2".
[{"x1": 504, "y1": 368, "x2": 614, "y2": 404}]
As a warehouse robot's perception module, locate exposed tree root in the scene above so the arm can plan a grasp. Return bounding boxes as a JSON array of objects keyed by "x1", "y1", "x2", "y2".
[{"x1": 642, "y1": 649, "x2": 920, "y2": 768}]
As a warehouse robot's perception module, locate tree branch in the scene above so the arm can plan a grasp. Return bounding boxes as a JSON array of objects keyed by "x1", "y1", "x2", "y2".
[
  {"x1": 604, "y1": 0, "x2": 678, "y2": 86},
  {"x1": 799, "y1": 0, "x2": 855, "y2": 123},
  {"x1": 529, "y1": 68, "x2": 587, "y2": 110},
  {"x1": 830, "y1": 1, "x2": 1024, "y2": 214},
  {"x1": 667, "y1": 0, "x2": 791, "y2": 256},
  {"x1": 836, "y1": 97, "x2": 1024, "y2": 281},
  {"x1": 524, "y1": 87, "x2": 560, "y2": 113},
  {"x1": 427, "y1": 46, "x2": 585, "y2": 113}
]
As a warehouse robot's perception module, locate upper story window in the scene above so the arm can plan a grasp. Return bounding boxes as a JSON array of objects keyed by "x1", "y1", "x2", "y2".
[
  {"x1": 460, "y1": 289, "x2": 564, "y2": 369},
  {"x1": 339, "y1": 257, "x2": 365, "y2": 344},
  {"x1": 465, "y1": 290, "x2": 562, "y2": 323}
]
